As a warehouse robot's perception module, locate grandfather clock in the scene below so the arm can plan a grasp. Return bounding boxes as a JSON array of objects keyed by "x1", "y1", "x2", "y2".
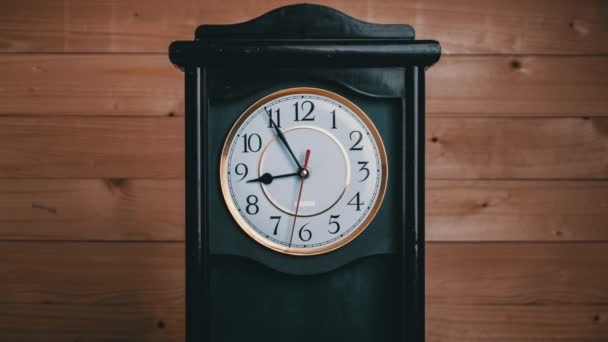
[{"x1": 169, "y1": 4, "x2": 440, "y2": 341}]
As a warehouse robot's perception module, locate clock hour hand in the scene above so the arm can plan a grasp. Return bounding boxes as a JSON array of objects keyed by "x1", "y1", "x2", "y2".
[
  {"x1": 265, "y1": 107, "x2": 304, "y2": 171},
  {"x1": 247, "y1": 172, "x2": 299, "y2": 185}
]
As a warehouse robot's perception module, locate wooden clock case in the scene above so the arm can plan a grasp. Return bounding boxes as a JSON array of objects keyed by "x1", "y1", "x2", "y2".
[{"x1": 169, "y1": 4, "x2": 440, "y2": 341}]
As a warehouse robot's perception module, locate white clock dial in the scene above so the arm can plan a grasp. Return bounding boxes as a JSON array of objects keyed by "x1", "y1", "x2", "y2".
[{"x1": 220, "y1": 88, "x2": 388, "y2": 256}]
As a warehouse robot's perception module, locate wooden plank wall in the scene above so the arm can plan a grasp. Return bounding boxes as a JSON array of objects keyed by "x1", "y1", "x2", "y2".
[{"x1": 0, "y1": 0, "x2": 607, "y2": 340}]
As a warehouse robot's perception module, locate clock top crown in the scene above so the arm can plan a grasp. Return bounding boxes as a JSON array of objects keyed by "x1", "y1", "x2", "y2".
[
  {"x1": 195, "y1": 4, "x2": 415, "y2": 40},
  {"x1": 169, "y1": 4, "x2": 440, "y2": 69}
]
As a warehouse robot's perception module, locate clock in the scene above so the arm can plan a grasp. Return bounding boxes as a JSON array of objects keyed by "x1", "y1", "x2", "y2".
[
  {"x1": 220, "y1": 87, "x2": 388, "y2": 256},
  {"x1": 170, "y1": 4, "x2": 440, "y2": 342}
]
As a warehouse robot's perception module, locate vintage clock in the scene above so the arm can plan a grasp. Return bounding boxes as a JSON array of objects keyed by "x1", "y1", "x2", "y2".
[{"x1": 170, "y1": 4, "x2": 440, "y2": 342}]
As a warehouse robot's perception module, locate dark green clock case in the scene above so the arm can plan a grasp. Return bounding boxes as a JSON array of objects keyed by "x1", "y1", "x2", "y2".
[{"x1": 169, "y1": 4, "x2": 440, "y2": 341}]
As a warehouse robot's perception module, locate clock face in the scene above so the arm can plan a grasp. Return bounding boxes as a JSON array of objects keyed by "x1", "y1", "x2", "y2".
[{"x1": 220, "y1": 88, "x2": 387, "y2": 256}]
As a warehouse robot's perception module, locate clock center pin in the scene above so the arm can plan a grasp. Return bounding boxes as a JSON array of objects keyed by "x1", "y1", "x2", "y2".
[{"x1": 299, "y1": 168, "x2": 310, "y2": 178}]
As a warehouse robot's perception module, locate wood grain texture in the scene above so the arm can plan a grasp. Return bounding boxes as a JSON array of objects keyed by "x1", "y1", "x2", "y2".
[
  {"x1": 427, "y1": 304, "x2": 608, "y2": 342},
  {"x1": 0, "y1": 303, "x2": 183, "y2": 342},
  {"x1": 0, "y1": 0, "x2": 607, "y2": 54},
  {"x1": 427, "y1": 117, "x2": 608, "y2": 179},
  {"x1": 427, "y1": 56, "x2": 608, "y2": 117},
  {"x1": 425, "y1": 243, "x2": 608, "y2": 305},
  {"x1": 2, "y1": 179, "x2": 607, "y2": 242},
  {"x1": 0, "y1": 242, "x2": 184, "y2": 341},
  {"x1": 0, "y1": 242, "x2": 606, "y2": 341},
  {"x1": 0, "y1": 54, "x2": 182, "y2": 116},
  {"x1": 1, "y1": 55, "x2": 607, "y2": 117},
  {"x1": 2, "y1": 116, "x2": 606, "y2": 179},
  {"x1": 426, "y1": 180, "x2": 608, "y2": 241},
  {"x1": 0, "y1": 179, "x2": 184, "y2": 241},
  {"x1": 0, "y1": 117, "x2": 183, "y2": 178}
]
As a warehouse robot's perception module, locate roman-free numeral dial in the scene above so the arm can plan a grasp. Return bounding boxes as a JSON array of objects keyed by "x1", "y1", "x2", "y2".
[{"x1": 220, "y1": 88, "x2": 388, "y2": 256}]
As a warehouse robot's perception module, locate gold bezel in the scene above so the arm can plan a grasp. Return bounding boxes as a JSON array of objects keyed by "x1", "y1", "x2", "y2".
[{"x1": 219, "y1": 87, "x2": 388, "y2": 256}]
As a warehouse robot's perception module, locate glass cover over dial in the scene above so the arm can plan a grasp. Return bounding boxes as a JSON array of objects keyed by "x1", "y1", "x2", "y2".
[{"x1": 220, "y1": 88, "x2": 387, "y2": 255}]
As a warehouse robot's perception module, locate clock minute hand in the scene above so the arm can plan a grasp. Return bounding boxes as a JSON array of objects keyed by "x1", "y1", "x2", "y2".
[
  {"x1": 246, "y1": 172, "x2": 299, "y2": 185},
  {"x1": 265, "y1": 107, "x2": 303, "y2": 170}
]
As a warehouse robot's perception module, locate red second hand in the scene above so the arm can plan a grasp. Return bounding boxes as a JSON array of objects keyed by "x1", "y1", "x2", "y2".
[{"x1": 288, "y1": 149, "x2": 311, "y2": 248}]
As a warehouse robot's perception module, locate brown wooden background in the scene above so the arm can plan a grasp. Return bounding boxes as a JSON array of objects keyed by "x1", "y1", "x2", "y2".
[{"x1": 0, "y1": 0, "x2": 607, "y2": 341}]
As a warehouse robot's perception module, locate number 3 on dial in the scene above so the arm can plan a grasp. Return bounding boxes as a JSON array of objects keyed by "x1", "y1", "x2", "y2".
[{"x1": 220, "y1": 87, "x2": 388, "y2": 256}]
